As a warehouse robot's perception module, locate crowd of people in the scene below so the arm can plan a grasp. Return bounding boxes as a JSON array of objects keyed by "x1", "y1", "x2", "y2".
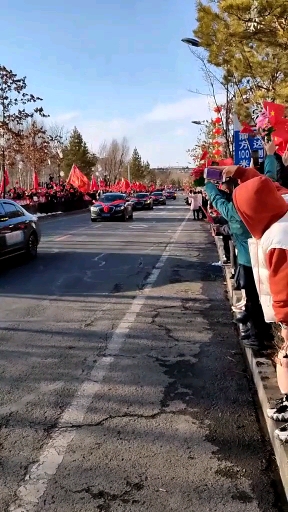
[
  {"x1": 192, "y1": 140, "x2": 288, "y2": 441},
  {"x1": 3, "y1": 175, "x2": 92, "y2": 214}
]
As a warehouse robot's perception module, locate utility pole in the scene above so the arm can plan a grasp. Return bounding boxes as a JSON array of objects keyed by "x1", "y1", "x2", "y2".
[{"x1": 127, "y1": 162, "x2": 131, "y2": 182}]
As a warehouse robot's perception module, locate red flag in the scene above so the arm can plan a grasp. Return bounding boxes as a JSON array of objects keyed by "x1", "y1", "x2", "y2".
[
  {"x1": 240, "y1": 122, "x2": 255, "y2": 134},
  {"x1": 219, "y1": 157, "x2": 234, "y2": 166},
  {"x1": 90, "y1": 175, "x2": 99, "y2": 191},
  {"x1": 33, "y1": 171, "x2": 39, "y2": 190},
  {"x1": 199, "y1": 150, "x2": 208, "y2": 162},
  {"x1": 121, "y1": 178, "x2": 131, "y2": 192},
  {"x1": 263, "y1": 101, "x2": 286, "y2": 126},
  {"x1": 0, "y1": 169, "x2": 10, "y2": 193},
  {"x1": 99, "y1": 179, "x2": 105, "y2": 189},
  {"x1": 273, "y1": 118, "x2": 288, "y2": 144},
  {"x1": 67, "y1": 164, "x2": 90, "y2": 193}
]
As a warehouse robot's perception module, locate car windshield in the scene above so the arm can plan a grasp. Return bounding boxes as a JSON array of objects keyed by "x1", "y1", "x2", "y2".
[
  {"x1": 135, "y1": 193, "x2": 149, "y2": 198},
  {"x1": 152, "y1": 192, "x2": 163, "y2": 196},
  {"x1": 100, "y1": 194, "x2": 125, "y2": 203}
]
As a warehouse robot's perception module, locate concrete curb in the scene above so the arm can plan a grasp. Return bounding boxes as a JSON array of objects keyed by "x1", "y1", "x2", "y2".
[
  {"x1": 37, "y1": 208, "x2": 89, "y2": 222},
  {"x1": 214, "y1": 235, "x2": 288, "y2": 501}
]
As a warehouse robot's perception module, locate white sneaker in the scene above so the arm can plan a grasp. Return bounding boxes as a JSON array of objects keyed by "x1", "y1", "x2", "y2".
[
  {"x1": 267, "y1": 395, "x2": 288, "y2": 421},
  {"x1": 275, "y1": 423, "x2": 288, "y2": 442}
]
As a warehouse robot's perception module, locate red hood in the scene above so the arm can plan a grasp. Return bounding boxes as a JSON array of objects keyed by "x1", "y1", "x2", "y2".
[{"x1": 233, "y1": 176, "x2": 288, "y2": 239}]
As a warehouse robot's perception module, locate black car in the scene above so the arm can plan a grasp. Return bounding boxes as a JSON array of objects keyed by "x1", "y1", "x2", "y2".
[
  {"x1": 150, "y1": 191, "x2": 166, "y2": 205},
  {"x1": 130, "y1": 193, "x2": 153, "y2": 210},
  {"x1": 90, "y1": 193, "x2": 133, "y2": 222},
  {"x1": 0, "y1": 199, "x2": 41, "y2": 260},
  {"x1": 165, "y1": 190, "x2": 176, "y2": 200}
]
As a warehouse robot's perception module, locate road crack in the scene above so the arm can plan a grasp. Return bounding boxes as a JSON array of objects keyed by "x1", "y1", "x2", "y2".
[{"x1": 56, "y1": 408, "x2": 193, "y2": 430}]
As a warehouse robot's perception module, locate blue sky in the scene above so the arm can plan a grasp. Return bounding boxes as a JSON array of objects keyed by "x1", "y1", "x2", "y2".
[{"x1": 1, "y1": 0, "x2": 218, "y2": 166}]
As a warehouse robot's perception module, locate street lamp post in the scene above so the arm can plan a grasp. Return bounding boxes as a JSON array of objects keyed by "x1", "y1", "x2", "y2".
[
  {"x1": 191, "y1": 120, "x2": 208, "y2": 126},
  {"x1": 181, "y1": 38, "x2": 200, "y2": 48},
  {"x1": 182, "y1": 36, "x2": 232, "y2": 157}
]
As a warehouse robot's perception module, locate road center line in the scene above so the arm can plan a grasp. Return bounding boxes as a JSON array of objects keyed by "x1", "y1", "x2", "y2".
[{"x1": 8, "y1": 210, "x2": 191, "y2": 512}]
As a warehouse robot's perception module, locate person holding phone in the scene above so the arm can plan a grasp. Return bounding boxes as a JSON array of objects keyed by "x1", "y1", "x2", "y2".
[
  {"x1": 205, "y1": 178, "x2": 271, "y2": 347},
  {"x1": 221, "y1": 141, "x2": 283, "y2": 189}
]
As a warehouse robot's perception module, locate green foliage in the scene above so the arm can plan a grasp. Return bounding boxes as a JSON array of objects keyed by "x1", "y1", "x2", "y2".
[
  {"x1": 62, "y1": 127, "x2": 97, "y2": 178},
  {"x1": 129, "y1": 147, "x2": 148, "y2": 182},
  {"x1": 194, "y1": 0, "x2": 288, "y2": 122}
]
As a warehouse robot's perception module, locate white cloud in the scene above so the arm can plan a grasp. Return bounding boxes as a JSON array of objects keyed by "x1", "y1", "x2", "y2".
[
  {"x1": 53, "y1": 111, "x2": 81, "y2": 123},
  {"x1": 174, "y1": 128, "x2": 186, "y2": 136},
  {"x1": 143, "y1": 96, "x2": 211, "y2": 122},
  {"x1": 56, "y1": 93, "x2": 226, "y2": 165}
]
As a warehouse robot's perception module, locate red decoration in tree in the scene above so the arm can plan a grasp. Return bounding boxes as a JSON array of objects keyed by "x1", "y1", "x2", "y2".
[
  {"x1": 212, "y1": 148, "x2": 222, "y2": 157},
  {"x1": 213, "y1": 116, "x2": 221, "y2": 124},
  {"x1": 213, "y1": 127, "x2": 222, "y2": 136},
  {"x1": 212, "y1": 139, "x2": 221, "y2": 146},
  {"x1": 214, "y1": 106, "x2": 223, "y2": 113}
]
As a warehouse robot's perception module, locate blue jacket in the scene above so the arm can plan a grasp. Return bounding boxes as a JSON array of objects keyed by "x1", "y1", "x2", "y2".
[
  {"x1": 205, "y1": 155, "x2": 277, "y2": 267},
  {"x1": 205, "y1": 182, "x2": 251, "y2": 266},
  {"x1": 263, "y1": 154, "x2": 277, "y2": 181}
]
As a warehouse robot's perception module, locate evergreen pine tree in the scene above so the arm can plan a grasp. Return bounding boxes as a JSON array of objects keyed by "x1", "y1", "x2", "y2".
[
  {"x1": 62, "y1": 127, "x2": 97, "y2": 178},
  {"x1": 129, "y1": 147, "x2": 146, "y2": 182}
]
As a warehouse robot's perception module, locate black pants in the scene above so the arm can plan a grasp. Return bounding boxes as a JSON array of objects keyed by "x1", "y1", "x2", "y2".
[
  {"x1": 240, "y1": 264, "x2": 272, "y2": 340},
  {"x1": 222, "y1": 235, "x2": 231, "y2": 262},
  {"x1": 193, "y1": 208, "x2": 200, "y2": 220}
]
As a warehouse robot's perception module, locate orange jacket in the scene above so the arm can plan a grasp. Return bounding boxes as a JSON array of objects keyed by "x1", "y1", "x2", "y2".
[{"x1": 233, "y1": 166, "x2": 288, "y2": 196}]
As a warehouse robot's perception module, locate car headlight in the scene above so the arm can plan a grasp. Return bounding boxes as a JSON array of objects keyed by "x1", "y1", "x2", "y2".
[{"x1": 115, "y1": 205, "x2": 125, "y2": 210}]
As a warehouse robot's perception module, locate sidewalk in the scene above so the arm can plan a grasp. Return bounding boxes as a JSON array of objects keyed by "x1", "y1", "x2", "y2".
[{"x1": 215, "y1": 234, "x2": 288, "y2": 503}]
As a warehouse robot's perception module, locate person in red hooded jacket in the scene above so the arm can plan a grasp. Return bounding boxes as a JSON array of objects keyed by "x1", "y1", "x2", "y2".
[{"x1": 233, "y1": 175, "x2": 288, "y2": 428}]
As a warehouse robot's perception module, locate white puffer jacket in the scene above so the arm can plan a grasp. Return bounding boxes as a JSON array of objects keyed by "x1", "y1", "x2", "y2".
[
  {"x1": 248, "y1": 212, "x2": 288, "y2": 322},
  {"x1": 190, "y1": 195, "x2": 200, "y2": 211}
]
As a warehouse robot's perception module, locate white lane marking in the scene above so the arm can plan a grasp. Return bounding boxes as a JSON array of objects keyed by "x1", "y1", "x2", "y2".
[
  {"x1": 129, "y1": 224, "x2": 148, "y2": 229},
  {"x1": 54, "y1": 234, "x2": 71, "y2": 241},
  {"x1": 93, "y1": 253, "x2": 105, "y2": 262},
  {"x1": 8, "y1": 210, "x2": 191, "y2": 512},
  {"x1": 99, "y1": 261, "x2": 106, "y2": 267}
]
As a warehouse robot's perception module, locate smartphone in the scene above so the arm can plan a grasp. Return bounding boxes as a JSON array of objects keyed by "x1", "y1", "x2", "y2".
[
  {"x1": 251, "y1": 150, "x2": 259, "y2": 167},
  {"x1": 204, "y1": 168, "x2": 223, "y2": 181}
]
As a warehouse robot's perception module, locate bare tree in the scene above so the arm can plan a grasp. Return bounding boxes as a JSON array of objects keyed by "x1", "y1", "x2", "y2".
[
  {"x1": 20, "y1": 120, "x2": 51, "y2": 188},
  {"x1": 98, "y1": 137, "x2": 129, "y2": 185},
  {"x1": 187, "y1": 48, "x2": 235, "y2": 157},
  {"x1": 0, "y1": 65, "x2": 48, "y2": 196},
  {"x1": 46, "y1": 123, "x2": 68, "y2": 182}
]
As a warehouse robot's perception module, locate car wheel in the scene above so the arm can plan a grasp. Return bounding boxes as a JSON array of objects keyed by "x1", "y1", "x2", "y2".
[
  {"x1": 91, "y1": 218, "x2": 97, "y2": 222},
  {"x1": 26, "y1": 232, "x2": 38, "y2": 259}
]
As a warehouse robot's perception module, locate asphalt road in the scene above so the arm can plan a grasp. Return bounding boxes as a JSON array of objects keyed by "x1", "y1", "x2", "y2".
[{"x1": 0, "y1": 197, "x2": 286, "y2": 512}]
